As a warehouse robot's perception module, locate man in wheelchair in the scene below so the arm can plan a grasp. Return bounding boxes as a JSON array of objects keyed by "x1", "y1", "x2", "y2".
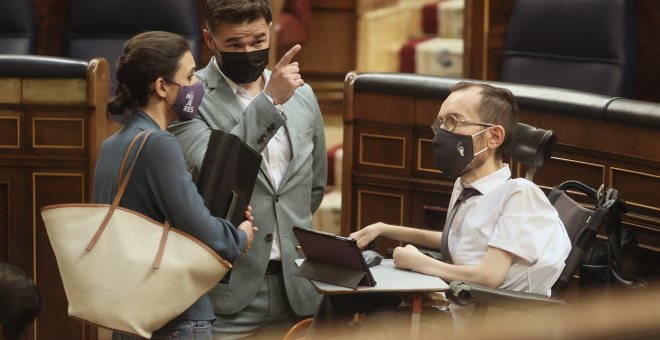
[{"x1": 350, "y1": 82, "x2": 572, "y2": 316}]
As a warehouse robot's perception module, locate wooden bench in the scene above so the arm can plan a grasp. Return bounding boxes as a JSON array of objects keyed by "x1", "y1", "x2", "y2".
[{"x1": 0, "y1": 55, "x2": 116, "y2": 340}]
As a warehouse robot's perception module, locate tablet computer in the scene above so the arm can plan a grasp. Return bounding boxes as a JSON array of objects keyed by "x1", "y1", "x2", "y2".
[{"x1": 293, "y1": 226, "x2": 376, "y2": 288}]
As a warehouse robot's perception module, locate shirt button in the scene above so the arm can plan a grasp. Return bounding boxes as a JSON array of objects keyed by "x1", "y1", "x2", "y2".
[{"x1": 265, "y1": 234, "x2": 273, "y2": 242}]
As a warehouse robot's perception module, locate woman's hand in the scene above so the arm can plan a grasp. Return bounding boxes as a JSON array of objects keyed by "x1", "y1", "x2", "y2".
[
  {"x1": 238, "y1": 206, "x2": 257, "y2": 256},
  {"x1": 243, "y1": 205, "x2": 254, "y2": 222}
]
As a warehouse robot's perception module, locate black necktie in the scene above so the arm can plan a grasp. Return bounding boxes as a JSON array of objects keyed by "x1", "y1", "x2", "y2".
[{"x1": 440, "y1": 187, "x2": 482, "y2": 264}]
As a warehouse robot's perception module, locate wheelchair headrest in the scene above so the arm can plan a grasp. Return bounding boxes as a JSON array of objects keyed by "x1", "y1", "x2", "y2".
[{"x1": 505, "y1": 123, "x2": 556, "y2": 169}]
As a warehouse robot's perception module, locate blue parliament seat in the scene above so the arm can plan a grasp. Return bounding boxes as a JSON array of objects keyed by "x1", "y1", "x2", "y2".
[
  {"x1": 66, "y1": 0, "x2": 202, "y2": 88},
  {"x1": 501, "y1": 0, "x2": 637, "y2": 97},
  {"x1": 0, "y1": 0, "x2": 36, "y2": 54}
]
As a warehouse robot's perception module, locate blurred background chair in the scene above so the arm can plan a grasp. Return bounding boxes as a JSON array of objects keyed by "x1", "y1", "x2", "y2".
[
  {"x1": 0, "y1": 0, "x2": 36, "y2": 54},
  {"x1": 66, "y1": 0, "x2": 202, "y2": 90},
  {"x1": 500, "y1": 0, "x2": 636, "y2": 97}
]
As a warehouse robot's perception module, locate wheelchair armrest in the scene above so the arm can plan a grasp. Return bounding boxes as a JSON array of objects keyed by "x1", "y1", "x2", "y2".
[{"x1": 448, "y1": 281, "x2": 565, "y2": 310}]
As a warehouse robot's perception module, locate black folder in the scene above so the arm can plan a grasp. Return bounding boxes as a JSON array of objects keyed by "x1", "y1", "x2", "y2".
[
  {"x1": 293, "y1": 227, "x2": 377, "y2": 289},
  {"x1": 196, "y1": 130, "x2": 262, "y2": 227}
]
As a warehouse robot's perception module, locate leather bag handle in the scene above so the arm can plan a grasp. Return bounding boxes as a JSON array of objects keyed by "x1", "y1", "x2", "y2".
[{"x1": 86, "y1": 131, "x2": 153, "y2": 251}]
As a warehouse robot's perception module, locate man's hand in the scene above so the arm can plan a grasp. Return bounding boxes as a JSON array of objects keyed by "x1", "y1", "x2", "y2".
[
  {"x1": 393, "y1": 244, "x2": 422, "y2": 271},
  {"x1": 349, "y1": 222, "x2": 384, "y2": 248},
  {"x1": 264, "y1": 44, "x2": 303, "y2": 105}
]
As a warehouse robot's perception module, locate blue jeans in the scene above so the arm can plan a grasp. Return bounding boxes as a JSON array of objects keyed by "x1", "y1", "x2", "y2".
[{"x1": 112, "y1": 320, "x2": 212, "y2": 340}]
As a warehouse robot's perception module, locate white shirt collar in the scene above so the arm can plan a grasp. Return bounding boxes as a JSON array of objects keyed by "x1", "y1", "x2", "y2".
[
  {"x1": 211, "y1": 56, "x2": 270, "y2": 95},
  {"x1": 459, "y1": 165, "x2": 511, "y2": 195}
]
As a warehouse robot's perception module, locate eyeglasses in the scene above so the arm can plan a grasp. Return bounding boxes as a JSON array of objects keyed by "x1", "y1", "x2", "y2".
[{"x1": 431, "y1": 114, "x2": 495, "y2": 134}]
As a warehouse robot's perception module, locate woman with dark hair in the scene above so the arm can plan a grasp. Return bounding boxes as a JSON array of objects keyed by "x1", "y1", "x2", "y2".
[
  {"x1": 93, "y1": 31, "x2": 256, "y2": 339},
  {"x1": 0, "y1": 263, "x2": 40, "y2": 340}
]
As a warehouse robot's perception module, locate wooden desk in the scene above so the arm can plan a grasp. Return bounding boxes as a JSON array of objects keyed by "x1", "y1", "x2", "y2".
[
  {"x1": 297, "y1": 258, "x2": 448, "y2": 339},
  {"x1": 297, "y1": 259, "x2": 448, "y2": 293}
]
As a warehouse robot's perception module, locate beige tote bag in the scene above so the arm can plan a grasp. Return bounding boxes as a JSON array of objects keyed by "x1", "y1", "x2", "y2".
[{"x1": 41, "y1": 131, "x2": 231, "y2": 339}]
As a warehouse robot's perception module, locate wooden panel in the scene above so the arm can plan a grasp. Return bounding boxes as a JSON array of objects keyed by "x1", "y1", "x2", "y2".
[
  {"x1": 353, "y1": 92, "x2": 415, "y2": 124},
  {"x1": 355, "y1": 185, "x2": 408, "y2": 253},
  {"x1": 0, "y1": 180, "x2": 8, "y2": 262},
  {"x1": 23, "y1": 79, "x2": 87, "y2": 106},
  {"x1": 0, "y1": 114, "x2": 21, "y2": 149},
  {"x1": 354, "y1": 125, "x2": 411, "y2": 177},
  {"x1": 611, "y1": 168, "x2": 660, "y2": 223},
  {"x1": 33, "y1": 172, "x2": 86, "y2": 340},
  {"x1": 531, "y1": 156, "x2": 606, "y2": 192},
  {"x1": 519, "y1": 110, "x2": 659, "y2": 162},
  {"x1": 0, "y1": 78, "x2": 22, "y2": 104},
  {"x1": 632, "y1": 0, "x2": 660, "y2": 103},
  {"x1": 410, "y1": 188, "x2": 452, "y2": 232},
  {"x1": 414, "y1": 98, "x2": 444, "y2": 127},
  {"x1": 32, "y1": 117, "x2": 85, "y2": 149},
  {"x1": 0, "y1": 168, "x2": 27, "y2": 270},
  {"x1": 415, "y1": 137, "x2": 441, "y2": 178},
  {"x1": 297, "y1": 9, "x2": 356, "y2": 75}
]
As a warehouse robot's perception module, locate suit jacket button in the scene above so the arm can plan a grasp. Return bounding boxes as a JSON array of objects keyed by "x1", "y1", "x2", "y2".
[
  {"x1": 275, "y1": 195, "x2": 280, "y2": 202},
  {"x1": 265, "y1": 234, "x2": 273, "y2": 242},
  {"x1": 258, "y1": 134, "x2": 267, "y2": 144},
  {"x1": 267, "y1": 124, "x2": 276, "y2": 133}
]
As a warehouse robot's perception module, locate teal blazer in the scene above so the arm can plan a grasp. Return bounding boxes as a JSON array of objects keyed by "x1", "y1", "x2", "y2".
[{"x1": 93, "y1": 112, "x2": 247, "y2": 325}]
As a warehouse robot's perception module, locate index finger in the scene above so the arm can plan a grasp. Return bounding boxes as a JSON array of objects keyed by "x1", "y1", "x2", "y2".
[{"x1": 276, "y1": 44, "x2": 301, "y2": 68}]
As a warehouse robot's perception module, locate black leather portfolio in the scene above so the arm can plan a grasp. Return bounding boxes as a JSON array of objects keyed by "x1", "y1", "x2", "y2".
[
  {"x1": 196, "y1": 129, "x2": 262, "y2": 227},
  {"x1": 293, "y1": 227, "x2": 377, "y2": 289}
]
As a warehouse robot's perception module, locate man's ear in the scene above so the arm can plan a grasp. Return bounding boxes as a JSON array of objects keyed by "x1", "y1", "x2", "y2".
[
  {"x1": 202, "y1": 28, "x2": 215, "y2": 52},
  {"x1": 488, "y1": 125, "x2": 506, "y2": 149}
]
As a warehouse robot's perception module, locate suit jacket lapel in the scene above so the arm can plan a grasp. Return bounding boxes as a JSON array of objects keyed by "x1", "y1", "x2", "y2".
[
  {"x1": 202, "y1": 61, "x2": 244, "y2": 126},
  {"x1": 202, "y1": 61, "x2": 277, "y2": 193},
  {"x1": 277, "y1": 109, "x2": 301, "y2": 190}
]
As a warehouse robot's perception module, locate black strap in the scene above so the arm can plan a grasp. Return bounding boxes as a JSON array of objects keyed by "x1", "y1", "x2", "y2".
[{"x1": 440, "y1": 187, "x2": 481, "y2": 264}]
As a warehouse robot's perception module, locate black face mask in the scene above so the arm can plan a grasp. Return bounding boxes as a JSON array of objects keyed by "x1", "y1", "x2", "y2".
[
  {"x1": 218, "y1": 48, "x2": 270, "y2": 84},
  {"x1": 432, "y1": 128, "x2": 490, "y2": 179}
]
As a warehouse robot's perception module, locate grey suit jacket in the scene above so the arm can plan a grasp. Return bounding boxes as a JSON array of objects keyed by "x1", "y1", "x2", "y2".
[
  {"x1": 93, "y1": 112, "x2": 247, "y2": 325},
  {"x1": 169, "y1": 64, "x2": 327, "y2": 316}
]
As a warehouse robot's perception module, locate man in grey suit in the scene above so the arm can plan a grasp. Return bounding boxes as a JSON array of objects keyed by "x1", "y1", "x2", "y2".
[{"x1": 168, "y1": 0, "x2": 327, "y2": 338}]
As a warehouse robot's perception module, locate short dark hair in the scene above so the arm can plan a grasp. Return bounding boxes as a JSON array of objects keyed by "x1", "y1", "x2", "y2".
[
  {"x1": 450, "y1": 82, "x2": 518, "y2": 154},
  {"x1": 0, "y1": 263, "x2": 41, "y2": 340},
  {"x1": 107, "y1": 31, "x2": 189, "y2": 117},
  {"x1": 205, "y1": 0, "x2": 272, "y2": 32}
]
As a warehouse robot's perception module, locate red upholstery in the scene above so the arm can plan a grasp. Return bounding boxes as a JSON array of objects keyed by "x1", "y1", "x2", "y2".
[
  {"x1": 326, "y1": 143, "x2": 343, "y2": 187},
  {"x1": 398, "y1": 36, "x2": 434, "y2": 73},
  {"x1": 276, "y1": 0, "x2": 311, "y2": 47},
  {"x1": 422, "y1": 2, "x2": 442, "y2": 35}
]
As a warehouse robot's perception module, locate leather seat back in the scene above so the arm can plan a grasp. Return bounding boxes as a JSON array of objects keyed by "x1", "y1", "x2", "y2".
[
  {"x1": 66, "y1": 0, "x2": 201, "y2": 87},
  {"x1": 0, "y1": 0, "x2": 36, "y2": 54},
  {"x1": 501, "y1": 0, "x2": 636, "y2": 97}
]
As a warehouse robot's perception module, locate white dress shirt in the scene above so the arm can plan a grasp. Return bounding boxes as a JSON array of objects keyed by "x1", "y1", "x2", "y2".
[
  {"x1": 214, "y1": 57, "x2": 290, "y2": 261},
  {"x1": 448, "y1": 165, "x2": 571, "y2": 295}
]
